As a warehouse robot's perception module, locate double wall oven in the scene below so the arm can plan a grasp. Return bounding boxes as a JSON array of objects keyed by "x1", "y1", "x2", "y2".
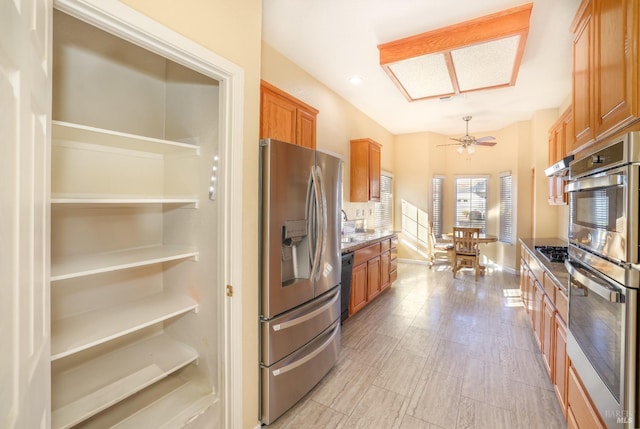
[{"x1": 565, "y1": 132, "x2": 640, "y2": 428}]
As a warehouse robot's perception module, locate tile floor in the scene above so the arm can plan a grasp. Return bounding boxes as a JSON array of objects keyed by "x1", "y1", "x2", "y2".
[{"x1": 268, "y1": 262, "x2": 567, "y2": 428}]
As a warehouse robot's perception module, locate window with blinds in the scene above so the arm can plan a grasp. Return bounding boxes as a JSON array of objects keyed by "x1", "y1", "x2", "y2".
[
  {"x1": 499, "y1": 173, "x2": 513, "y2": 243},
  {"x1": 373, "y1": 174, "x2": 393, "y2": 230},
  {"x1": 431, "y1": 176, "x2": 443, "y2": 238},
  {"x1": 455, "y1": 176, "x2": 488, "y2": 233}
]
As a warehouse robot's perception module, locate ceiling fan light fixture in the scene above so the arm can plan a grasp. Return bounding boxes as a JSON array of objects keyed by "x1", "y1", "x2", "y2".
[
  {"x1": 466, "y1": 144, "x2": 475, "y2": 154},
  {"x1": 456, "y1": 146, "x2": 465, "y2": 155},
  {"x1": 377, "y1": 3, "x2": 532, "y2": 102}
]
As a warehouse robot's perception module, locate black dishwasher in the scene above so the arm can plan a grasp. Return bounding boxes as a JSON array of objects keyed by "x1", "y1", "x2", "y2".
[{"x1": 340, "y1": 252, "x2": 354, "y2": 323}]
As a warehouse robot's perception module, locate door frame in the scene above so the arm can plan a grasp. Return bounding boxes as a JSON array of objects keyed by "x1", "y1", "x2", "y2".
[{"x1": 53, "y1": 0, "x2": 245, "y2": 427}]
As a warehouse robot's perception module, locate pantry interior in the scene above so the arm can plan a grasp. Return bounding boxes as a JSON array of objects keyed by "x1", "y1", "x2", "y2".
[{"x1": 49, "y1": 9, "x2": 226, "y2": 427}]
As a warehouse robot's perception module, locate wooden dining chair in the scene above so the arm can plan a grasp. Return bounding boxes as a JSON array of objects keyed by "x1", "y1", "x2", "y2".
[
  {"x1": 452, "y1": 227, "x2": 481, "y2": 280},
  {"x1": 428, "y1": 229, "x2": 453, "y2": 268}
]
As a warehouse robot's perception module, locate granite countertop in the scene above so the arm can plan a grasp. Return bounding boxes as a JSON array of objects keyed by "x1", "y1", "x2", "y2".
[
  {"x1": 340, "y1": 231, "x2": 398, "y2": 253},
  {"x1": 519, "y1": 237, "x2": 569, "y2": 291}
]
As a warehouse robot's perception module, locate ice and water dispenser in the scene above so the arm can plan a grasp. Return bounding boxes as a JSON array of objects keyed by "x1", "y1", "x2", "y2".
[{"x1": 281, "y1": 219, "x2": 310, "y2": 284}]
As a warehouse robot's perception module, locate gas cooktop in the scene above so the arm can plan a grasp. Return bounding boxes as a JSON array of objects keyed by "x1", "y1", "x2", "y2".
[{"x1": 534, "y1": 245, "x2": 568, "y2": 263}]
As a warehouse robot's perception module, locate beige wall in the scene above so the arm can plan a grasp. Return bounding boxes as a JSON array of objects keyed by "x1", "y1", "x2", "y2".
[{"x1": 119, "y1": 1, "x2": 262, "y2": 427}]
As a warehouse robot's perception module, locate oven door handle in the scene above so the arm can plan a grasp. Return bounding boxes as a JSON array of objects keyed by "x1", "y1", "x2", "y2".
[
  {"x1": 564, "y1": 260, "x2": 624, "y2": 303},
  {"x1": 565, "y1": 174, "x2": 624, "y2": 192}
]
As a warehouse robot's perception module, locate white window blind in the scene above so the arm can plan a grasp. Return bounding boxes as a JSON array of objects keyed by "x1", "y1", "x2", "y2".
[
  {"x1": 432, "y1": 176, "x2": 443, "y2": 238},
  {"x1": 373, "y1": 174, "x2": 393, "y2": 230},
  {"x1": 499, "y1": 173, "x2": 513, "y2": 243},
  {"x1": 455, "y1": 176, "x2": 488, "y2": 233}
]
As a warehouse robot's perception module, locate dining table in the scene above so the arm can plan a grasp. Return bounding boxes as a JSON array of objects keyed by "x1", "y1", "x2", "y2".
[{"x1": 443, "y1": 232, "x2": 498, "y2": 275}]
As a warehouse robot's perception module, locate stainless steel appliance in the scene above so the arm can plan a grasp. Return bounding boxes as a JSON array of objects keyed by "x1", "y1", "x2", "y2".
[
  {"x1": 259, "y1": 138, "x2": 342, "y2": 425},
  {"x1": 566, "y1": 133, "x2": 640, "y2": 428}
]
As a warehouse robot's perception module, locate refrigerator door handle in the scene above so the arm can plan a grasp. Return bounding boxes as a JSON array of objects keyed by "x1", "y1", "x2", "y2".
[
  {"x1": 314, "y1": 165, "x2": 327, "y2": 282},
  {"x1": 271, "y1": 287, "x2": 340, "y2": 332},
  {"x1": 271, "y1": 321, "x2": 340, "y2": 377},
  {"x1": 308, "y1": 168, "x2": 322, "y2": 282}
]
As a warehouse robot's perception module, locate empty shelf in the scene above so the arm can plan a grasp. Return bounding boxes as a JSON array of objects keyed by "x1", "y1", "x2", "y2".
[
  {"x1": 51, "y1": 193, "x2": 199, "y2": 207},
  {"x1": 52, "y1": 334, "x2": 198, "y2": 429},
  {"x1": 51, "y1": 292, "x2": 198, "y2": 360},
  {"x1": 78, "y1": 376, "x2": 217, "y2": 429},
  {"x1": 51, "y1": 245, "x2": 199, "y2": 281},
  {"x1": 52, "y1": 121, "x2": 200, "y2": 155}
]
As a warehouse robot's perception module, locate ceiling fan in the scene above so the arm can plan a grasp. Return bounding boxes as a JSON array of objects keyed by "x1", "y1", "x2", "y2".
[{"x1": 440, "y1": 116, "x2": 497, "y2": 154}]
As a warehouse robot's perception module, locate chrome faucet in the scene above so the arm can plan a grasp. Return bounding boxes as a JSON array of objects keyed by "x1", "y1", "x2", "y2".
[{"x1": 341, "y1": 209, "x2": 348, "y2": 222}]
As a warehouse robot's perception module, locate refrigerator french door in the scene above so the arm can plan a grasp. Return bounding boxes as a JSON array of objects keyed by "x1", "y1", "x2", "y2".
[{"x1": 259, "y1": 139, "x2": 342, "y2": 424}]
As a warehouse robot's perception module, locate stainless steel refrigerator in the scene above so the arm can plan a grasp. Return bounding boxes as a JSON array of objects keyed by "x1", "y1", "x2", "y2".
[{"x1": 259, "y1": 138, "x2": 342, "y2": 425}]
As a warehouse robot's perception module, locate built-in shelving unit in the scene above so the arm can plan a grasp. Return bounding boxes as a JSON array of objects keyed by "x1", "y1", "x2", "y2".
[{"x1": 50, "y1": 9, "x2": 221, "y2": 427}]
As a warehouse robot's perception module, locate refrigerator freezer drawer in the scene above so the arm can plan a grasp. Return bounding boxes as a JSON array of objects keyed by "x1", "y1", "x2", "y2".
[
  {"x1": 261, "y1": 286, "x2": 340, "y2": 366},
  {"x1": 260, "y1": 320, "x2": 340, "y2": 425}
]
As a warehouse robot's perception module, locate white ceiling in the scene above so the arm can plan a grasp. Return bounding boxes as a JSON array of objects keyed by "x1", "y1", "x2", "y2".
[{"x1": 262, "y1": 0, "x2": 581, "y2": 137}]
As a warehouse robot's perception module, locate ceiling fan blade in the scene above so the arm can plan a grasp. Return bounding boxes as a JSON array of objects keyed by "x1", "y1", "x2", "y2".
[
  {"x1": 475, "y1": 136, "x2": 496, "y2": 142},
  {"x1": 475, "y1": 141, "x2": 497, "y2": 146},
  {"x1": 449, "y1": 137, "x2": 463, "y2": 142},
  {"x1": 437, "y1": 143, "x2": 464, "y2": 147}
]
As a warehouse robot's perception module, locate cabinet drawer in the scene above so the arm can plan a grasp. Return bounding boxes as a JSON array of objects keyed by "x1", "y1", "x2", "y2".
[
  {"x1": 390, "y1": 248, "x2": 398, "y2": 260},
  {"x1": 555, "y1": 286, "x2": 568, "y2": 323},
  {"x1": 390, "y1": 235, "x2": 398, "y2": 248},
  {"x1": 389, "y1": 269, "x2": 398, "y2": 283},
  {"x1": 390, "y1": 257, "x2": 398, "y2": 273},
  {"x1": 380, "y1": 238, "x2": 390, "y2": 252},
  {"x1": 354, "y1": 243, "x2": 381, "y2": 266}
]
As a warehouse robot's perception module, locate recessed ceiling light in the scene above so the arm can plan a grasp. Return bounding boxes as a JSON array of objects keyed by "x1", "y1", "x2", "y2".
[{"x1": 349, "y1": 75, "x2": 363, "y2": 85}]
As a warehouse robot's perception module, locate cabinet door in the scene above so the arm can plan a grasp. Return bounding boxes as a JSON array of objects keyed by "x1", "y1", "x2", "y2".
[
  {"x1": 367, "y1": 256, "x2": 381, "y2": 301},
  {"x1": 568, "y1": 365, "x2": 606, "y2": 429},
  {"x1": 260, "y1": 88, "x2": 297, "y2": 144},
  {"x1": 554, "y1": 315, "x2": 569, "y2": 417},
  {"x1": 572, "y1": 0, "x2": 595, "y2": 149},
  {"x1": 369, "y1": 143, "x2": 381, "y2": 202},
  {"x1": 350, "y1": 263, "x2": 368, "y2": 315},
  {"x1": 542, "y1": 295, "x2": 555, "y2": 376},
  {"x1": 380, "y1": 250, "x2": 391, "y2": 291},
  {"x1": 531, "y1": 279, "x2": 543, "y2": 349},
  {"x1": 594, "y1": 0, "x2": 634, "y2": 137},
  {"x1": 296, "y1": 108, "x2": 316, "y2": 149}
]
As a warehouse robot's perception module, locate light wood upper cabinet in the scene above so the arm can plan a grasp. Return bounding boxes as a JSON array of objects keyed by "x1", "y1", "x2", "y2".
[
  {"x1": 548, "y1": 106, "x2": 573, "y2": 165},
  {"x1": 594, "y1": 0, "x2": 636, "y2": 137},
  {"x1": 260, "y1": 80, "x2": 319, "y2": 149},
  {"x1": 350, "y1": 138, "x2": 382, "y2": 202},
  {"x1": 572, "y1": 0, "x2": 595, "y2": 150},
  {"x1": 571, "y1": 0, "x2": 640, "y2": 151}
]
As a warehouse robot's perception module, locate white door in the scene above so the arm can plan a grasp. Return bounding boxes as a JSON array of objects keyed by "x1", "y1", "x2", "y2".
[{"x1": 0, "y1": 0, "x2": 51, "y2": 428}]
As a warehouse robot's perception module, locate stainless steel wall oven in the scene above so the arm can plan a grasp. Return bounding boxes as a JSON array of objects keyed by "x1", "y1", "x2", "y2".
[{"x1": 566, "y1": 132, "x2": 640, "y2": 428}]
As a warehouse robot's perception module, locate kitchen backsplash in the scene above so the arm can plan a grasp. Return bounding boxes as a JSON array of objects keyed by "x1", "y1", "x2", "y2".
[{"x1": 342, "y1": 200, "x2": 382, "y2": 233}]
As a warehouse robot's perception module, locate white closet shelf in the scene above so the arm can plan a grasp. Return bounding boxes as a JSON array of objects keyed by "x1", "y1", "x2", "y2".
[
  {"x1": 78, "y1": 376, "x2": 216, "y2": 429},
  {"x1": 52, "y1": 334, "x2": 198, "y2": 429},
  {"x1": 51, "y1": 193, "x2": 199, "y2": 207},
  {"x1": 51, "y1": 292, "x2": 198, "y2": 361},
  {"x1": 52, "y1": 120, "x2": 200, "y2": 155},
  {"x1": 51, "y1": 244, "x2": 199, "y2": 281}
]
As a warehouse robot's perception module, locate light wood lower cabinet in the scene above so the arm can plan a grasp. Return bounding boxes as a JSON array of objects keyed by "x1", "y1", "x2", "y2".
[
  {"x1": 554, "y1": 314, "x2": 569, "y2": 417},
  {"x1": 348, "y1": 235, "x2": 397, "y2": 317},
  {"x1": 350, "y1": 263, "x2": 368, "y2": 315},
  {"x1": 542, "y1": 294, "x2": 555, "y2": 376},
  {"x1": 568, "y1": 365, "x2": 606, "y2": 429}
]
